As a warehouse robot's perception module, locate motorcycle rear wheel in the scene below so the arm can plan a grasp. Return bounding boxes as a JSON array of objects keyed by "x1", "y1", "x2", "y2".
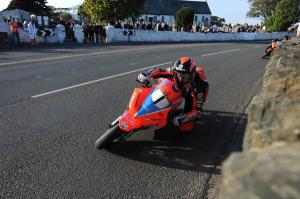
[{"x1": 94, "y1": 125, "x2": 123, "y2": 149}]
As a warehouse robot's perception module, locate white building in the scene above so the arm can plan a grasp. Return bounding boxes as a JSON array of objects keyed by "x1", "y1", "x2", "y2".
[
  {"x1": 51, "y1": 5, "x2": 81, "y2": 20},
  {"x1": 0, "y1": 9, "x2": 31, "y2": 22},
  {"x1": 140, "y1": 0, "x2": 211, "y2": 25}
]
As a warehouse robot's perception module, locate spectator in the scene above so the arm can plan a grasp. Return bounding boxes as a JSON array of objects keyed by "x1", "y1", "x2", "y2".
[
  {"x1": 115, "y1": 21, "x2": 122, "y2": 29},
  {"x1": 95, "y1": 23, "x2": 102, "y2": 43},
  {"x1": 157, "y1": 22, "x2": 162, "y2": 31},
  {"x1": 9, "y1": 18, "x2": 20, "y2": 45},
  {"x1": 196, "y1": 24, "x2": 201, "y2": 32},
  {"x1": 138, "y1": 20, "x2": 145, "y2": 30},
  {"x1": 28, "y1": 16, "x2": 38, "y2": 46},
  {"x1": 146, "y1": 23, "x2": 153, "y2": 30},
  {"x1": 297, "y1": 24, "x2": 300, "y2": 38},
  {"x1": 70, "y1": 22, "x2": 75, "y2": 42},
  {"x1": 106, "y1": 22, "x2": 114, "y2": 30},
  {"x1": 212, "y1": 24, "x2": 217, "y2": 32},
  {"x1": 88, "y1": 25, "x2": 94, "y2": 43},
  {"x1": 23, "y1": 21, "x2": 29, "y2": 32},
  {"x1": 81, "y1": 22, "x2": 88, "y2": 43},
  {"x1": 164, "y1": 23, "x2": 169, "y2": 31},
  {"x1": 100, "y1": 24, "x2": 106, "y2": 43}
]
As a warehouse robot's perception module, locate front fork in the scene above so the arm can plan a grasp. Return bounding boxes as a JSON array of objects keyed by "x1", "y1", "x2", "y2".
[
  {"x1": 108, "y1": 114, "x2": 137, "y2": 142},
  {"x1": 109, "y1": 116, "x2": 122, "y2": 128}
]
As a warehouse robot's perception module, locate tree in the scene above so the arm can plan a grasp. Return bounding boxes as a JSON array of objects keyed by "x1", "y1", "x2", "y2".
[
  {"x1": 77, "y1": 4, "x2": 88, "y2": 19},
  {"x1": 82, "y1": 0, "x2": 146, "y2": 23},
  {"x1": 60, "y1": 13, "x2": 73, "y2": 21},
  {"x1": 211, "y1": 16, "x2": 225, "y2": 26},
  {"x1": 247, "y1": 0, "x2": 279, "y2": 22},
  {"x1": 266, "y1": 0, "x2": 299, "y2": 31},
  {"x1": 175, "y1": 7, "x2": 194, "y2": 32},
  {"x1": 6, "y1": 0, "x2": 51, "y2": 15}
]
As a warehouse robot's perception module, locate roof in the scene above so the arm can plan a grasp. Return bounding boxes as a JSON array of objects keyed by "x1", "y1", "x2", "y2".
[
  {"x1": 0, "y1": 9, "x2": 31, "y2": 15},
  {"x1": 143, "y1": 0, "x2": 211, "y2": 15}
]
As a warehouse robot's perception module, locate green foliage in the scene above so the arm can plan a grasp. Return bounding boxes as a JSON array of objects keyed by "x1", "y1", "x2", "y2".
[
  {"x1": 247, "y1": 0, "x2": 279, "y2": 22},
  {"x1": 77, "y1": 4, "x2": 89, "y2": 21},
  {"x1": 83, "y1": 0, "x2": 145, "y2": 23},
  {"x1": 211, "y1": 15, "x2": 225, "y2": 26},
  {"x1": 77, "y1": 4, "x2": 87, "y2": 18},
  {"x1": 175, "y1": 7, "x2": 194, "y2": 31},
  {"x1": 266, "y1": 0, "x2": 299, "y2": 31},
  {"x1": 60, "y1": 12, "x2": 73, "y2": 21},
  {"x1": 6, "y1": 0, "x2": 51, "y2": 15}
]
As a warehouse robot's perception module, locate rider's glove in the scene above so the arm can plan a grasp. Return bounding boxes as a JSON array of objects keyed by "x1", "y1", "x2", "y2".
[
  {"x1": 173, "y1": 114, "x2": 186, "y2": 127},
  {"x1": 195, "y1": 110, "x2": 204, "y2": 120},
  {"x1": 137, "y1": 73, "x2": 149, "y2": 84}
]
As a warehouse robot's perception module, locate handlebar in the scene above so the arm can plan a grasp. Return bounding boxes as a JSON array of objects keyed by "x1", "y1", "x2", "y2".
[{"x1": 136, "y1": 77, "x2": 157, "y2": 88}]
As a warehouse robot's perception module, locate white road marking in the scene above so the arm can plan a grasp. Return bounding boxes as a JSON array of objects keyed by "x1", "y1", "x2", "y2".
[
  {"x1": 30, "y1": 47, "x2": 244, "y2": 98},
  {"x1": 31, "y1": 62, "x2": 173, "y2": 98},
  {"x1": 201, "y1": 49, "x2": 240, "y2": 57},
  {"x1": 0, "y1": 44, "x2": 207, "y2": 66},
  {"x1": 0, "y1": 47, "x2": 160, "y2": 66}
]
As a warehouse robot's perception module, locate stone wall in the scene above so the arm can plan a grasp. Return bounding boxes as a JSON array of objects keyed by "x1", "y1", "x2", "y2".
[
  {"x1": 220, "y1": 38, "x2": 300, "y2": 199},
  {"x1": 106, "y1": 28, "x2": 295, "y2": 43}
]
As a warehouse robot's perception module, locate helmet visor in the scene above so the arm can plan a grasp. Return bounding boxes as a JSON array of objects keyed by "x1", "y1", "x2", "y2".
[{"x1": 176, "y1": 72, "x2": 192, "y2": 84}]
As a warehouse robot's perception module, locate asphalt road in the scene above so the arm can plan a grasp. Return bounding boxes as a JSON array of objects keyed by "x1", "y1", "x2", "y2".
[{"x1": 0, "y1": 42, "x2": 267, "y2": 199}]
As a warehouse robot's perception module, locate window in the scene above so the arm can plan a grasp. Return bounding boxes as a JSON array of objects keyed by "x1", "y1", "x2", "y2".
[
  {"x1": 154, "y1": 16, "x2": 157, "y2": 23},
  {"x1": 43, "y1": 16, "x2": 49, "y2": 27},
  {"x1": 194, "y1": 15, "x2": 198, "y2": 22},
  {"x1": 161, "y1": 16, "x2": 165, "y2": 23},
  {"x1": 37, "y1": 16, "x2": 43, "y2": 26}
]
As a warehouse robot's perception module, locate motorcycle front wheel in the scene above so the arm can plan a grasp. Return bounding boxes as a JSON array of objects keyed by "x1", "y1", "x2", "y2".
[{"x1": 94, "y1": 125, "x2": 123, "y2": 149}]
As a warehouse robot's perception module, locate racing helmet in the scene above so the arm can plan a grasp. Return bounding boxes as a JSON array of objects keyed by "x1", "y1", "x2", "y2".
[{"x1": 172, "y1": 57, "x2": 196, "y2": 87}]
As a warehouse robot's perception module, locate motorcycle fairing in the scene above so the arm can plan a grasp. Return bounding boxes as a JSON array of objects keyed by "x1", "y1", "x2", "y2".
[
  {"x1": 118, "y1": 79, "x2": 183, "y2": 132},
  {"x1": 135, "y1": 88, "x2": 171, "y2": 117}
]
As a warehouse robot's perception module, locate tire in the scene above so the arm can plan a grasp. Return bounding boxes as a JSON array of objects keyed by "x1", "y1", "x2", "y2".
[{"x1": 94, "y1": 125, "x2": 123, "y2": 149}]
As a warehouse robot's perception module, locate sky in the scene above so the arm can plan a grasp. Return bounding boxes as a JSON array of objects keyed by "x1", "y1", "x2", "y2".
[{"x1": 0, "y1": 0, "x2": 261, "y2": 25}]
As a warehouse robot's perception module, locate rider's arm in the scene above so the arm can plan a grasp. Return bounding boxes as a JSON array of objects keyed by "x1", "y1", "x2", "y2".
[
  {"x1": 137, "y1": 67, "x2": 173, "y2": 84},
  {"x1": 147, "y1": 67, "x2": 173, "y2": 79}
]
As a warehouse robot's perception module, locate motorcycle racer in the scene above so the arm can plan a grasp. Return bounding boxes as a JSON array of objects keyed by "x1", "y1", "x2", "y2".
[
  {"x1": 137, "y1": 57, "x2": 209, "y2": 132},
  {"x1": 262, "y1": 39, "x2": 278, "y2": 59}
]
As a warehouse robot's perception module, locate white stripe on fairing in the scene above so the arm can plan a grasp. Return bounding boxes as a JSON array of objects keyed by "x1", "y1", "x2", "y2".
[
  {"x1": 151, "y1": 89, "x2": 164, "y2": 102},
  {"x1": 151, "y1": 89, "x2": 169, "y2": 109},
  {"x1": 156, "y1": 98, "x2": 169, "y2": 109}
]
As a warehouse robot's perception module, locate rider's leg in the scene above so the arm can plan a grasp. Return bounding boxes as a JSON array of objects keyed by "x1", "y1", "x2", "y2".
[{"x1": 179, "y1": 121, "x2": 194, "y2": 132}]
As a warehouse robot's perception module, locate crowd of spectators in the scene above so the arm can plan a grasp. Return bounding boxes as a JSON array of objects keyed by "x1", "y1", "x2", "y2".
[
  {"x1": 2, "y1": 15, "x2": 299, "y2": 46},
  {"x1": 2, "y1": 15, "x2": 108, "y2": 44},
  {"x1": 48, "y1": 18, "x2": 107, "y2": 43},
  {"x1": 80, "y1": 22, "x2": 106, "y2": 43},
  {"x1": 111, "y1": 19, "x2": 271, "y2": 34}
]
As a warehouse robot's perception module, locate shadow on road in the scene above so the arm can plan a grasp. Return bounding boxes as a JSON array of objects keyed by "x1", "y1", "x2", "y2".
[{"x1": 107, "y1": 110, "x2": 247, "y2": 173}]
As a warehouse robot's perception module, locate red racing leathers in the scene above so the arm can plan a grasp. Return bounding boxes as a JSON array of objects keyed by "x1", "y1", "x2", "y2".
[{"x1": 146, "y1": 67, "x2": 209, "y2": 132}]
